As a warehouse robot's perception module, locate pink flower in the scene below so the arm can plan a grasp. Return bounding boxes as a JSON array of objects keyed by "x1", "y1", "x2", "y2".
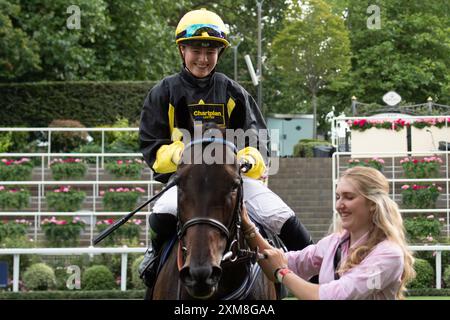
[{"x1": 401, "y1": 185, "x2": 410, "y2": 190}]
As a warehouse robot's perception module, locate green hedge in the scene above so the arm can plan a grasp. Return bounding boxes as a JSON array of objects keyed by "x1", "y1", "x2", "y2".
[
  {"x1": 293, "y1": 139, "x2": 333, "y2": 158},
  {"x1": 406, "y1": 288, "x2": 450, "y2": 296},
  {"x1": 0, "y1": 81, "x2": 155, "y2": 127},
  {"x1": 0, "y1": 290, "x2": 146, "y2": 300},
  {"x1": 0, "y1": 81, "x2": 256, "y2": 127}
]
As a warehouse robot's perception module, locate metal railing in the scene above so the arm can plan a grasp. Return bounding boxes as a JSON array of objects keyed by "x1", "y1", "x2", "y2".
[
  {"x1": 0, "y1": 245, "x2": 448, "y2": 292},
  {"x1": 331, "y1": 150, "x2": 450, "y2": 238},
  {"x1": 0, "y1": 127, "x2": 139, "y2": 168},
  {"x1": 0, "y1": 247, "x2": 146, "y2": 292},
  {"x1": 0, "y1": 152, "x2": 163, "y2": 247}
]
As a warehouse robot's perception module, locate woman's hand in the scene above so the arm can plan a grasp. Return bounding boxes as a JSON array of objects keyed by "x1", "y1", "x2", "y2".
[{"x1": 263, "y1": 248, "x2": 288, "y2": 271}]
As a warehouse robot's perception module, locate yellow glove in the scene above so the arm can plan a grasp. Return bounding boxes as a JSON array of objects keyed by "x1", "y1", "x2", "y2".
[
  {"x1": 152, "y1": 141, "x2": 184, "y2": 174},
  {"x1": 237, "y1": 147, "x2": 266, "y2": 180}
]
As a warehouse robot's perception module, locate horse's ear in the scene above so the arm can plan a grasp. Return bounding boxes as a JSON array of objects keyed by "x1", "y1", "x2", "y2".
[
  {"x1": 174, "y1": 97, "x2": 194, "y2": 134},
  {"x1": 228, "y1": 98, "x2": 246, "y2": 129}
]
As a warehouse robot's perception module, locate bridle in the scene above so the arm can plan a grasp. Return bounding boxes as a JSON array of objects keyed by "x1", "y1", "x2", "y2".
[{"x1": 176, "y1": 137, "x2": 246, "y2": 269}]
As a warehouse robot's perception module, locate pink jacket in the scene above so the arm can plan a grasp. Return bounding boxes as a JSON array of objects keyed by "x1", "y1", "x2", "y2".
[{"x1": 285, "y1": 230, "x2": 404, "y2": 300}]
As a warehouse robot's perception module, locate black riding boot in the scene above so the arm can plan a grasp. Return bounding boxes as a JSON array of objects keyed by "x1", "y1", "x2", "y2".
[
  {"x1": 139, "y1": 213, "x2": 177, "y2": 289},
  {"x1": 279, "y1": 216, "x2": 318, "y2": 284}
]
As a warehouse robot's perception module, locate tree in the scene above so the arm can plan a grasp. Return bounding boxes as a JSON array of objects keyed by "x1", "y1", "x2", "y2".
[
  {"x1": 0, "y1": 0, "x2": 40, "y2": 80},
  {"x1": 346, "y1": 0, "x2": 450, "y2": 105},
  {"x1": 271, "y1": 0, "x2": 351, "y2": 138}
]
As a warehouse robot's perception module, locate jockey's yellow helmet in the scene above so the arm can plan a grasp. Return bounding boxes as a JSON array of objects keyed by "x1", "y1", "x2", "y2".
[{"x1": 175, "y1": 8, "x2": 230, "y2": 48}]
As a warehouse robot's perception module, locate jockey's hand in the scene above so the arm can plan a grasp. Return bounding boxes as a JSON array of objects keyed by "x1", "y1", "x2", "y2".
[
  {"x1": 237, "y1": 147, "x2": 266, "y2": 180},
  {"x1": 152, "y1": 141, "x2": 185, "y2": 174}
]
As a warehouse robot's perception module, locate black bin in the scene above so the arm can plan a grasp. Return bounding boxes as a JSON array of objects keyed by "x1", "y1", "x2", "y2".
[
  {"x1": 438, "y1": 141, "x2": 450, "y2": 151},
  {"x1": 313, "y1": 145, "x2": 335, "y2": 158}
]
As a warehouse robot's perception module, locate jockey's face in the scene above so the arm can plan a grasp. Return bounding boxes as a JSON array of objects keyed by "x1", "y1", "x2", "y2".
[{"x1": 180, "y1": 45, "x2": 220, "y2": 78}]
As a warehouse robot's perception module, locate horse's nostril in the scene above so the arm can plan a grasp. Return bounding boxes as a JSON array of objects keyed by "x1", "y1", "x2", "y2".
[
  {"x1": 208, "y1": 266, "x2": 222, "y2": 285},
  {"x1": 180, "y1": 266, "x2": 194, "y2": 285}
]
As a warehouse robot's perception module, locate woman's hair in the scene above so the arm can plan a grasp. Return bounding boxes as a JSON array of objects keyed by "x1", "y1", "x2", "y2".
[{"x1": 335, "y1": 166, "x2": 415, "y2": 299}]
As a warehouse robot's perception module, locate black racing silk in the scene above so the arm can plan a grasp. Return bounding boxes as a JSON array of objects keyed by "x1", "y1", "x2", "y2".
[{"x1": 139, "y1": 67, "x2": 270, "y2": 183}]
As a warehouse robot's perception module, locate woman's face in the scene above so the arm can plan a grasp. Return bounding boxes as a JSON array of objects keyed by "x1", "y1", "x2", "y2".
[
  {"x1": 180, "y1": 45, "x2": 219, "y2": 78},
  {"x1": 336, "y1": 177, "x2": 373, "y2": 237}
]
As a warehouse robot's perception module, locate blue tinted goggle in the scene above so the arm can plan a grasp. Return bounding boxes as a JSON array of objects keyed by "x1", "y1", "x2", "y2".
[{"x1": 178, "y1": 24, "x2": 226, "y2": 40}]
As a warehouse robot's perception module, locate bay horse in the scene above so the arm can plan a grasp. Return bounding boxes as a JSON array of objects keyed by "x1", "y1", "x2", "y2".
[{"x1": 149, "y1": 123, "x2": 277, "y2": 300}]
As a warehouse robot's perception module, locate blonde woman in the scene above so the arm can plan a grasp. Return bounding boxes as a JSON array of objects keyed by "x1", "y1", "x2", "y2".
[{"x1": 242, "y1": 166, "x2": 415, "y2": 299}]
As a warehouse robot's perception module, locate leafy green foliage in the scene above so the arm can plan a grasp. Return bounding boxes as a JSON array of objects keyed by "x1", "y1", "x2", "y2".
[
  {"x1": 50, "y1": 159, "x2": 88, "y2": 180},
  {"x1": 346, "y1": 0, "x2": 450, "y2": 105},
  {"x1": 0, "y1": 158, "x2": 33, "y2": 181},
  {"x1": 46, "y1": 186, "x2": 86, "y2": 212},
  {"x1": 0, "y1": 219, "x2": 30, "y2": 243},
  {"x1": 408, "y1": 258, "x2": 434, "y2": 289},
  {"x1": 401, "y1": 184, "x2": 441, "y2": 209},
  {"x1": 96, "y1": 218, "x2": 143, "y2": 247},
  {"x1": 23, "y1": 263, "x2": 57, "y2": 291},
  {"x1": 131, "y1": 256, "x2": 146, "y2": 289},
  {"x1": 444, "y1": 265, "x2": 450, "y2": 288},
  {"x1": 105, "y1": 159, "x2": 145, "y2": 179},
  {"x1": 0, "y1": 187, "x2": 30, "y2": 210},
  {"x1": 403, "y1": 216, "x2": 443, "y2": 242},
  {"x1": 0, "y1": 81, "x2": 154, "y2": 127},
  {"x1": 0, "y1": 0, "x2": 41, "y2": 80},
  {"x1": 400, "y1": 156, "x2": 443, "y2": 179},
  {"x1": 41, "y1": 217, "x2": 85, "y2": 247},
  {"x1": 347, "y1": 157, "x2": 385, "y2": 171},
  {"x1": 82, "y1": 265, "x2": 116, "y2": 290},
  {"x1": 102, "y1": 190, "x2": 142, "y2": 212},
  {"x1": 293, "y1": 139, "x2": 332, "y2": 157},
  {"x1": 270, "y1": 0, "x2": 351, "y2": 132}
]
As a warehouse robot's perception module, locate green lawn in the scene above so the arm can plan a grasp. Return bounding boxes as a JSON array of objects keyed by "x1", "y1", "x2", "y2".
[{"x1": 407, "y1": 296, "x2": 450, "y2": 300}]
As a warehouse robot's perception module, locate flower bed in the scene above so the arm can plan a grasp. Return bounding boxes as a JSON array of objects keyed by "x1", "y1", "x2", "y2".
[
  {"x1": 0, "y1": 186, "x2": 30, "y2": 210},
  {"x1": 46, "y1": 186, "x2": 86, "y2": 212},
  {"x1": 403, "y1": 215, "x2": 445, "y2": 243},
  {"x1": 348, "y1": 157, "x2": 385, "y2": 171},
  {"x1": 96, "y1": 218, "x2": 143, "y2": 246},
  {"x1": 347, "y1": 117, "x2": 450, "y2": 132},
  {"x1": 0, "y1": 158, "x2": 33, "y2": 181},
  {"x1": 0, "y1": 219, "x2": 31, "y2": 244},
  {"x1": 400, "y1": 156, "x2": 443, "y2": 179},
  {"x1": 41, "y1": 216, "x2": 85, "y2": 247},
  {"x1": 401, "y1": 184, "x2": 441, "y2": 209},
  {"x1": 101, "y1": 187, "x2": 145, "y2": 211},
  {"x1": 105, "y1": 159, "x2": 145, "y2": 179},
  {"x1": 50, "y1": 158, "x2": 87, "y2": 180}
]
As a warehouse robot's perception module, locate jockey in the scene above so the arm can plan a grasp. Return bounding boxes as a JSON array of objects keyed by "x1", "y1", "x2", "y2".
[{"x1": 138, "y1": 8, "x2": 314, "y2": 289}]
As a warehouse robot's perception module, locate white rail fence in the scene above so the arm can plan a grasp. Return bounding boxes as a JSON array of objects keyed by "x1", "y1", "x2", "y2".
[
  {"x1": 0, "y1": 247, "x2": 146, "y2": 292},
  {"x1": 0, "y1": 246, "x2": 448, "y2": 292},
  {"x1": 331, "y1": 150, "x2": 450, "y2": 238},
  {"x1": 0, "y1": 127, "x2": 160, "y2": 246},
  {"x1": 0, "y1": 152, "x2": 162, "y2": 247}
]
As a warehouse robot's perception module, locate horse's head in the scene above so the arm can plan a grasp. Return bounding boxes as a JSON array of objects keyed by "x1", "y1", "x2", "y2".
[{"x1": 175, "y1": 124, "x2": 243, "y2": 299}]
